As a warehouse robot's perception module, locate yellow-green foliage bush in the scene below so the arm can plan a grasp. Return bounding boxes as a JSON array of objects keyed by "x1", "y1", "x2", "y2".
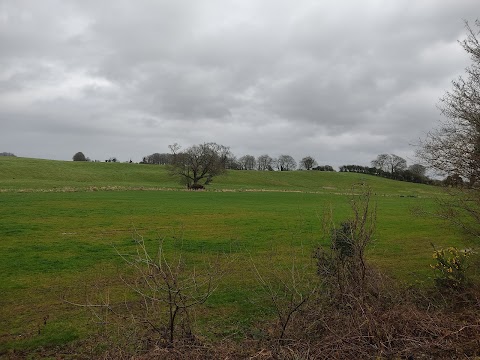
[{"x1": 431, "y1": 246, "x2": 471, "y2": 290}]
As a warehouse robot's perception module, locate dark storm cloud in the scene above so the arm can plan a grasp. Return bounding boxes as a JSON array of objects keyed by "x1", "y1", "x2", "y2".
[{"x1": 0, "y1": 0, "x2": 478, "y2": 166}]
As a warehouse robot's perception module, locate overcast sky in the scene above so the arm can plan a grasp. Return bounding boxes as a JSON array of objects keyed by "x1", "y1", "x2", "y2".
[{"x1": 0, "y1": 1, "x2": 478, "y2": 167}]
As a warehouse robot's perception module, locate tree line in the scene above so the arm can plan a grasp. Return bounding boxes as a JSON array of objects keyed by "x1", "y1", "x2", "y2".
[
  {"x1": 140, "y1": 151, "x2": 333, "y2": 172},
  {"x1": 138, "y1": 145, "x2": 437, "y2": 188},
  {"x1": 72, "y1": 147, "x2": 437, "y2": 188},
  {"x1": 136, "y1": 144, "x2": 341, "y2": 188},
  {"x1": 339, "y1": 154, "x2": 433, "y2": 185}
]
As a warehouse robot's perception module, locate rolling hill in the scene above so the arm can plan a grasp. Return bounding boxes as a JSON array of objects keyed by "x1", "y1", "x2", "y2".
[{"x1": 0, "y1": 156, "x2": 439, "y2": 196}]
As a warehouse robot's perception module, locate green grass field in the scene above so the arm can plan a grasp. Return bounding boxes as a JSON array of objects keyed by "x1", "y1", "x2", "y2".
[{"x1": 0, "y1": 157, "x2": 474, "y2": 354}]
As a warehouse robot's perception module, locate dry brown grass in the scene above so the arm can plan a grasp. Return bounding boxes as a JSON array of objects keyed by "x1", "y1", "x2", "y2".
[
  {"x1": 10, "y1": 279, "x2": 478, "y2": 359},
  {"x1": 255, "y1": 262, "x2": 480, "y2": 359}
]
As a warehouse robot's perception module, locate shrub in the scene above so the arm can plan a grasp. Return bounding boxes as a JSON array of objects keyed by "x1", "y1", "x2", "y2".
[
  {"x1": 252, "y1": 249, "x2": 317, "y2": 342},
  {"x1": 431, "y1": 246, "x2": 471, "y2": 291},
  {"x1": 67, "y1": 230, "x2": 224, "y2": 350},
  {"x1": 315, "y1": 184, "x2": 376, "y2": 299},
  {"x1": 331, "y1": 221, "x2": 355, "y2": 259},
  {"x1": 72, "y1": 152, "x2": 87, "y2": 161}
]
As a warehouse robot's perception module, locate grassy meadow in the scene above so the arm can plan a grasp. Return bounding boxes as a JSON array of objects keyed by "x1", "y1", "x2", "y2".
[{"x1": 0, "y1": 157, "x2": 474, "y2": 354}]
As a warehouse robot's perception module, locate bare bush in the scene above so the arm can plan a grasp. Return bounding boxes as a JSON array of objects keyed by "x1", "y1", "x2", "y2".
[
  {"x1": 278, "y1": 288, "x2": 480, "y2": 360},
  {"x1": 273, "y1": 184, "x2": 480, "y2": 359},
  {"x1": 118, "y1": 231, "x2": 223, "y2": 344},
  {"x1": 66, "y1": 229, "x2": 225, "y2": 354},
  {"x1": 252, "y1": 249, "x2": 317, "y2": 343},
  {"x1": 315, "y1": 183, "x2": 376, "y2": 300}
]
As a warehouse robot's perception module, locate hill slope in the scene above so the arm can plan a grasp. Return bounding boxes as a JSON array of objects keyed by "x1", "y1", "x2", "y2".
[{"x1": 0, "y1": 157, "x2": 439, "y2": 196}]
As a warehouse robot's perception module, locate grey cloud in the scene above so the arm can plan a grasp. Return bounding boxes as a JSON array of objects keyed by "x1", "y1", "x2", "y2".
[{"x1": 0, "y1": 0, "x2": 478, "y2": 166}]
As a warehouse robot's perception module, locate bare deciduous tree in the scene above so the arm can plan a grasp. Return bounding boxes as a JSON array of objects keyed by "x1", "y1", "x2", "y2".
[
  {"x1": 416, "y1": 21, "x2": 480, "y2": 239},
  {"x1": 408, "y1": 164, "x2": 427, "y2": 178},
  {"x1": 418, "y1": 21, "x2": 480, "y2": 188},
  {"x1": 371, "y1": 153, "x2": 406, "y2": 174},
  {"x1": 238, "y1": 155, "x2": 257, "y2": 170},
  {"x1": 168, "y1": 142, "x2": 230, "y2": 188},
  {"x1": 257, "y1": 154, "x2": 274, "y2": 171},
  {"x1": 225, "y1": 155, "x2": 241, "y2": 170},
  {"x1": 276, "y1": 154, "x2": 297, "y2": 171},
  {"x1": 371, "y1": 154, "x2": 389, "y2": 171},
  {"x1": 387, "y1": 154, "x2": 407, "y2": 174},
  {"x1": 168, "y1": 143, "x2": 181, "y2": 155},
  {"x1": 299, "y1": 156, "x2": 318, "y2": 170},
  {"x1": 142, "y1": 153, "x2": 172, "y2": 165}
]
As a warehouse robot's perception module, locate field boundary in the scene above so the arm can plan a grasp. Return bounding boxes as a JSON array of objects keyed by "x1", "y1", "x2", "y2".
[{"x1": 0, "y1": 185, "x2": 434, "y2": 198}]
